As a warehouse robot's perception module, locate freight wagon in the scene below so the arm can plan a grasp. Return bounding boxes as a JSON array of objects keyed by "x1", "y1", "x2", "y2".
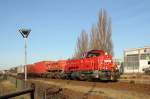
[{"x1": 27, "y1": 61, "x2": 53, "y2": 77}]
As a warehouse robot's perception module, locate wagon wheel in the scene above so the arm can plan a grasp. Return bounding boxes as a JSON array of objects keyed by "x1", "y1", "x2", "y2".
[{"x1": 79, "y1": 74, "x2": 86, "y2": 81}]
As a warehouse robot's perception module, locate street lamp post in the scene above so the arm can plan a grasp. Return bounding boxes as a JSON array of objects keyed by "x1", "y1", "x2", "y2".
[{"x1": 19, "y1": 28, "x2": 31, "y2": 81}]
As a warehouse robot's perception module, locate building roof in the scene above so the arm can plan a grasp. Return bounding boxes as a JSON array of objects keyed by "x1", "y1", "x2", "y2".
[{"x1": 124, "y1": 46, "x2": 150, "y2": 52}]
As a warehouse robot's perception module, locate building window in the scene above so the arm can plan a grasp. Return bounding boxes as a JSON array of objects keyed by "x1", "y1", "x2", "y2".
[
  {"x1": 144, "y1": 49, "x2": 147, "y2": 53},
  {"x1": 124, "y1": 54, "x2": 139, "y2": 70},
  {"x1": 148, "y1": 61, "x2": 150, "y2": 65},
  {"x1": 141, "y1": 54, "x2": 150, "y2": 60}
]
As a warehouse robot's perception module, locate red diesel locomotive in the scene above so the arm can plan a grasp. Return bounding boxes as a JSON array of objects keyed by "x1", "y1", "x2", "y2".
[{"x1": 26, "y1": 50, "x2": 119, "y2": 81}]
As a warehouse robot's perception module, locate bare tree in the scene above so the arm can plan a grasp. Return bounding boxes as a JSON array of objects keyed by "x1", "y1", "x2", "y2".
[
  {"x1": 74, "y1": 30, "x2": 89, "y2": 59},
  {"x1": 74, "y1": 8, "x2": 114, "y2": 58},
  {"x1": 90, "y1": 8, "x2": 113, "y2": 55},
  {"x1": 89, "y1": 25, "x2": 98, "y2": 50}
]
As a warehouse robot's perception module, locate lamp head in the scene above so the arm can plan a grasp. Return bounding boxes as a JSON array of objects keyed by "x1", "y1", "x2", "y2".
[{"x1": 19, "y1": 28, "x2": 31, "y2": 38}]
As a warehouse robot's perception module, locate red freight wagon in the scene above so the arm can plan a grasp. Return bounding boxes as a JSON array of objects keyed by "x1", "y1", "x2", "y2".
[
  {"x1": 27, "y1": 64, "x2": 36, "y2": 77},
  {"x1": 34, "y1": 61, "x2": 51, "y2": 73},
  {"x1": 57, "y1": 60, "x2": 66, "y2": 71},
  {"x1": 47, "y1": 60, "x2": 66, "y2": 72},
  {"x1": 27, "y1": 64, "x2": 34, "y2": 74},
  {"x1": 46, "y1": 60, "x2": 67, "y2": 78},
  {"x1": 27, "y1": 61, "x2": 52, "y2": 77}
]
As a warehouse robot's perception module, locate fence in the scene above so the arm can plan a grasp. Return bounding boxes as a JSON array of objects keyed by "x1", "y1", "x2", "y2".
[
  {"x1": 0, "y1": 84, "x2": 35, "y2": 99},
  {"x1": 1, "y1": 75, "x2": 68, "y2": 99}
]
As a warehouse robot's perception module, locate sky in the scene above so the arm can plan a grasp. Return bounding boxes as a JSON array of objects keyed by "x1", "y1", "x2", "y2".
[{"x1": 0, "y1": 0, "x2": 150, "y2": 70}]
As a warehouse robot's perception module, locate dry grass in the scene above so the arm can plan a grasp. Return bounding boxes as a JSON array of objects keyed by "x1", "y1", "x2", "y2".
[
  {"x1": 0, "y1": 80, "x2": 16, "y2": 95},
  {"x1": 0, "y1": 80, "x2": 30, "y2": 99}
]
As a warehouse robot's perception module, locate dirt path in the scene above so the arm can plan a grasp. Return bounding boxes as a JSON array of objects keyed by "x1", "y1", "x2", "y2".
[{"x1": 30, "y1": 79, "x2": 150, "y2": 99}]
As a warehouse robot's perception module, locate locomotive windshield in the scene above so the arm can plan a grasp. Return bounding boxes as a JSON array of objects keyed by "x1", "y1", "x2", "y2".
[
  {"x1": 79, "y1": 50, "x2": 105, "y2": 58},
  {"x1": 86, "y1": 52, "x2": 100, "y2": 58},
  {"x1": 86, "y1": 50, "x2": 105, "y2": 58}
]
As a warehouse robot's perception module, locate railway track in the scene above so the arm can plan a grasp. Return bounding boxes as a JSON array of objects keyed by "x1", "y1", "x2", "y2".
[
  {"x1": 29, "y1": 78, "x2": 150, "y2": 93},
  {"x1": 28, "y1": 78, "x2": 150, "y2": 99}
]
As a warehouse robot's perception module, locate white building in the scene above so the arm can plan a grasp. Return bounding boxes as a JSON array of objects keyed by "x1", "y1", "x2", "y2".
[{"x1": 124, "y1": 46, "x2": 150, "y2": 73}]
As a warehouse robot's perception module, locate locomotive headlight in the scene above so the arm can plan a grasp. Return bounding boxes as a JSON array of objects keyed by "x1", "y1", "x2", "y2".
[
  {"x1": 104, "y1": 60, "x2": 111, "y2": 62},
  {"x1": 96, "y1": 74, "x2": 99, "y2": 78}
]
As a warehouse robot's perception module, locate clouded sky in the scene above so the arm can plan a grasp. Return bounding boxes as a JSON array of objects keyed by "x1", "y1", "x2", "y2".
[{"x1": 0, "y1": 0, "x2": 150, "y2": 70}]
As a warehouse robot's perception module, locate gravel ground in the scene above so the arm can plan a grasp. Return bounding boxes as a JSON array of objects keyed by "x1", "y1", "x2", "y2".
[{"x1": 29, "y1": 78, "x2": 150, "y2": 99}]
